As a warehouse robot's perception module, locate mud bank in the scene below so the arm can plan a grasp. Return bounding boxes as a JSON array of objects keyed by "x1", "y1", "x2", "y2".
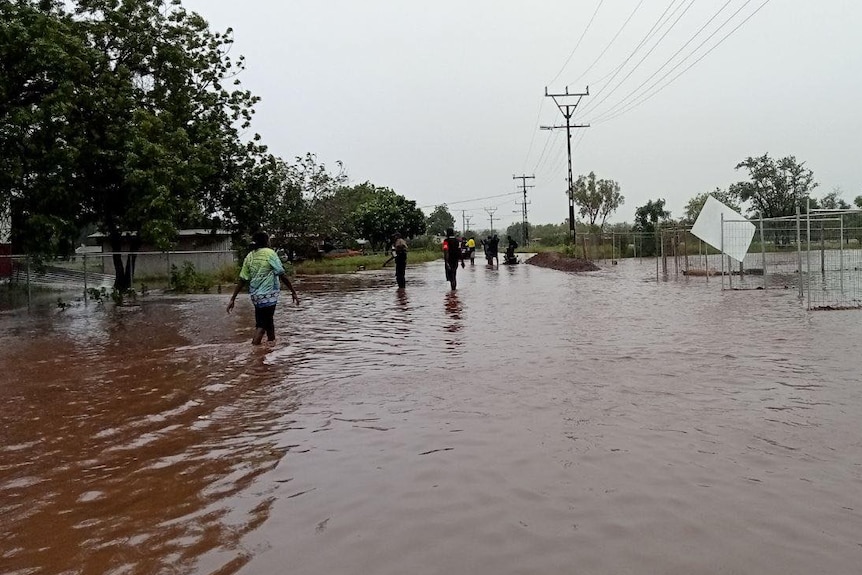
[{"x1": 525, "y1": 251, "x2": 600, "y2": 272}]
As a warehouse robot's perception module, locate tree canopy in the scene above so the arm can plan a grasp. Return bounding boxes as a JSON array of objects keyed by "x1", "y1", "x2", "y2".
[
  {"x1": 818, "y1": 187, "x2": 850, "y2": 210},
  {"x1": 682, "y1": 188, "x2": 742, "y2": 224},
  {"x1": 634, "y1": 199, "x2": 670, "y2": 230},
  {"x1": 729, "y1": 154, "x2": 817, "y2": 219},
  {"x1": 425, "y1": 205, "x2": 455, "y2": 236},
  {"x1": 572, "y1": 172, "x2": 625, "y2": 229},
  {"x1": 351, "y1": 187, "x2": 426, "y2": 250},
  {"x1": 571, "y1": 172, "x2": 624, "y2": 230},
  {"x1": 2, "y1": 0, "x2": 262, "y2": 288},
  {"x1": 633, "y1": 199, "x2": 670, "y2": 257}
]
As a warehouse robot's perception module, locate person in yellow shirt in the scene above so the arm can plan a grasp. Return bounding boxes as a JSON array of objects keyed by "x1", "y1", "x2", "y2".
[{"x1": 466, "y1": 236, "x2": 476, "y2": 265}]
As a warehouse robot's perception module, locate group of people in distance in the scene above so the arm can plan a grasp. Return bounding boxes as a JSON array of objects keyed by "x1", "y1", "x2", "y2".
[
  {"x1": 226, "y1": 228, "x2": 518, "y2": 345},
  {"x1": 387, "y1": 228, "x2": 521, "y2": 291}
]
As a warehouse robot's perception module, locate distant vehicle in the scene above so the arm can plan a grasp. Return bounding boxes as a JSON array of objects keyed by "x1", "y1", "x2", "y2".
[{"x1": 324, "y1": 248, "x2": 363, "y2": 258}]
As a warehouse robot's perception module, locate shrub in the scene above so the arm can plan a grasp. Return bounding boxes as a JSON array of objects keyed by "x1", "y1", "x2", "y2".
[{"x1": 170, "y1": 262, "x2": 214, "y2": 293}]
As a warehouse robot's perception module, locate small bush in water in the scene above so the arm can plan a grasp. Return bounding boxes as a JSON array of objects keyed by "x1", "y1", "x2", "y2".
[{"x1": 170, "y1": 262, "x2": 214, "y2": 293}]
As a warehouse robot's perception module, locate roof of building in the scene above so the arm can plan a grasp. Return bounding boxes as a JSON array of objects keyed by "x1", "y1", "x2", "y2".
[{"x1": 88, "y1": 229, "x2": 232, "y2": 238}]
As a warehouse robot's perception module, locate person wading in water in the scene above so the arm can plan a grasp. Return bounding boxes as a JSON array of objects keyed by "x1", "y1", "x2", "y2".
[
  {"x1": 382, "y1": 233, "x2": 409, "y2": 289},
  {"x1": 442, "y1": 228, "x2": 464, "y2": 290},
  {"x1": 227, "y1": 231, "x2": 299, "y2": 345}
]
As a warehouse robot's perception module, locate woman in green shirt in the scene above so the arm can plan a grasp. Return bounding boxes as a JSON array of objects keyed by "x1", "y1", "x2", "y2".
[{"x1": 227, "y1": 231, "x2": 299, "y2": 345}]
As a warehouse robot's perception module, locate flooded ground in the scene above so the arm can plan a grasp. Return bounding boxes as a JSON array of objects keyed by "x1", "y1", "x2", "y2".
[{"x1": 1, "y1": 258, "x2": 861, "y2": 575}]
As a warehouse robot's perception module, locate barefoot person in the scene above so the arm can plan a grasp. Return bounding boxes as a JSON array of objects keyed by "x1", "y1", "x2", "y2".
[{"x1": 227, "y1": 231, "x2": 299, "y2": 345}]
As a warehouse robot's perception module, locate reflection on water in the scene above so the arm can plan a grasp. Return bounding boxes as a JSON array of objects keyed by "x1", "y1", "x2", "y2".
[{"x1": 2, "y1": 259, "x2": 862, "y2": 575}]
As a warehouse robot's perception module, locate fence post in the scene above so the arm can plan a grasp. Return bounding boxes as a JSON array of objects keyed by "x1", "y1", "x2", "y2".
[
  {"x1": 806, "y1": 199, "x2": 811, "y2": 310},
  {"x1": 682, "y1": 231, "x2": 689, "y2": 274},
  {"x1": 820, "y1": 220, "x2": 826, "y2": 275},
  {"x1": 720, "y1": 214, "x2": 725, "y2": 291},
  {"x1": 660, "y1": 230, "x2": 666, "y2": 276},
  {"x1": 83, "y1": 253, "x2": 88, "y2": 306},
  {"x1": 840, "y1": 214, "x2": 844, "y2": 295},
  {"x1": 26, "y1": 255, "x2": 31, "y2": 311},
  {"x1": 760, "y1": 216, "x2": 766, "y2": 290},
  {"x1": 796, "y1": 205, "x2": 803, "y2": 299}
]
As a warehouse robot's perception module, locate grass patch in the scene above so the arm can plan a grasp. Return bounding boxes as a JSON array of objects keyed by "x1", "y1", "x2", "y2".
[{"x1": 295, "y1": 250, "x2": 442, "y2": 275}]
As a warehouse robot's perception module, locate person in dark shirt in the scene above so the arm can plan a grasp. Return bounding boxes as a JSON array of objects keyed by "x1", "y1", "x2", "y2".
[
  {"x1": 489, "y1": 234, "x2": 500, "y2": 267},
  {"x1": 383, "y1": 233, "x2": 408, "y2": 288},
  {"x1": 506, "y1": 235, "x2": 518, "y2": 262},
  {"x1": 442, "y1": 228, "x2": 464, "y2": 290}
]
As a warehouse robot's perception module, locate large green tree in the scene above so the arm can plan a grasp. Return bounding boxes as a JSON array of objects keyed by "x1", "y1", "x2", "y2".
[
  {"x1": 2, "y1": 0, "x2": 260, "y2": 289},
  {"x1": 729, "y1": 154, "x2": 818, "y2": 219},
  {"x1": 312, "y1": 179, "x2": 378, "y2": 243},
  {"x1": 1, "y1": 1, "x2": 89, "y2": 256},
  {"x1": 425, "y1": 205, "x2": 455, "y2": 236},
  {"x1": 572, "y1": 171, "x2": 624, "y2": 230},
  {"x1": 352, "y1": 188, "x2": 426, "y2": 250}
]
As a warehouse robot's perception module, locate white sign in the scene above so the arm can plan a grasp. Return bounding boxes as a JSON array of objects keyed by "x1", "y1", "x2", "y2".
[{"x1": 690, "y1": 195, "x2": 755, "y2": 263}]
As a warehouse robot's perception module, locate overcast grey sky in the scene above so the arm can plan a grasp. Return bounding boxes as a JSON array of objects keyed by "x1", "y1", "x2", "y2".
[{"x1": 183, "y1": 0, "x2": 861, "y2": 229}]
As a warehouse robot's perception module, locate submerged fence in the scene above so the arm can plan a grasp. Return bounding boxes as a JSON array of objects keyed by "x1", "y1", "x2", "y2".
[
  {"x1": 0, "y1": 250, "x2": 237, "y2": 309},
  {"x1": 655, "y1": 209, "x2": 862, "y2": 310},
  {"x1": 570, "y1": 207, "x2": 862, "y2": 311}
]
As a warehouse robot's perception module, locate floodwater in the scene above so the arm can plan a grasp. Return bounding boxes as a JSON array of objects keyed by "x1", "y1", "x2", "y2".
[{"x1": 1, "y1": 258, "x2": 861, "y2": 575}]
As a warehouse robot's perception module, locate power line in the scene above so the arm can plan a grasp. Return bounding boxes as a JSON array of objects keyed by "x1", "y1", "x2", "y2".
[
  {"x1": 418, "y1": 191, "x2": 521, "y2": 210},
  {"x1": 566, "y1": 0, "x2": 647, "y2": 89},
  {"x1": 579, "y1": 0, "x2": 695, "y2": 117},
  {"x1": 548, "y1": 0, "x2": 605, "y2": 87},
  {"x1": 588, "y1": 0, "x2": 737, "y2": 122},
  {"x1": 535, "y1": 131, "x2": 564, "y2": 175},
  {"x1": 575, "y1": 0, "x2": 681, "y2": 118},
  {"x1": 540, "y1": 138, "x2": 569, "y2": 180},
  {"x1": 594, "y1": 0, "x2": 771, "y2": 124},
  {"x1": 522, "y1": 98, "x2": 546, "y2": 172},
  {"x1": 531, "y1": 126, "x2": 557, "y2": 173}
]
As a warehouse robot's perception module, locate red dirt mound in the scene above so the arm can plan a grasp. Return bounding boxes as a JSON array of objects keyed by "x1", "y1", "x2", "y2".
[{"x1": 525, "y1": 251, "x2": 600, "y2": 272}]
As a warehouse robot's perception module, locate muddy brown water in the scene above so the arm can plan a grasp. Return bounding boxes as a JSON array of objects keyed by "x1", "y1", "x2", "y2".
[{"x1": 1, "y1": 259, "x2": 861, "y2": 575}]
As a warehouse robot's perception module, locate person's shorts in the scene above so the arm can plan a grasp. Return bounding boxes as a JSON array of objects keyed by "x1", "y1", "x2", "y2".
[{"x1": 254, "y1": 304, "x2": 276, "y2": 328}]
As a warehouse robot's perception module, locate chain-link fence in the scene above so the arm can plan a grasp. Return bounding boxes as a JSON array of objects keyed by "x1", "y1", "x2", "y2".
[
  {"x1": 1, "y1": 250, "x2": 237, "y2": 309},
  {"x1": 654, "y1": 210, "x2": 862, "y2": 310}
]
